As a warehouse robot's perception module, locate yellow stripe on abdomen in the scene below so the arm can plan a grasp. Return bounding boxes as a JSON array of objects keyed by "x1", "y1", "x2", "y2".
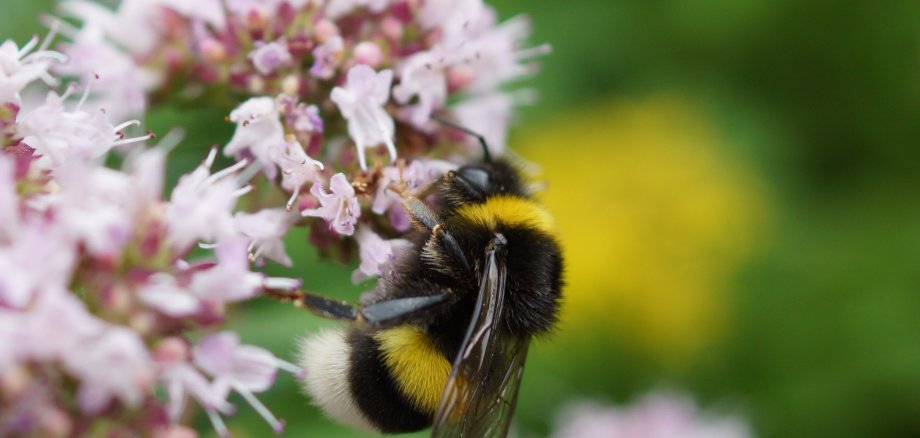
[
  {"x1": 455, "y1": 195, "x2": 555, "y2": 234},
  {"x1": 376, "y1": 325, "x2": 452, "y2": 414}
]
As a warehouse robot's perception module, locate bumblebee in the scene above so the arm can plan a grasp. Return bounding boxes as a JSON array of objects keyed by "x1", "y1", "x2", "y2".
[{"x1": 275, "y1": 126, "x2": 563, "y2": 437}]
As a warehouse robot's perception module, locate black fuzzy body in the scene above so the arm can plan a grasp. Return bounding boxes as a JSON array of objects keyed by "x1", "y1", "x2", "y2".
[{"x1": 343, "y1": 158, "x2": 564, "y2": 433}]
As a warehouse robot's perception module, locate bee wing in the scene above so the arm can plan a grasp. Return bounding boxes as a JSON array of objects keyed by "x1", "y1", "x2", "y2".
[{"x1": 431, "y1": 241, "x2": 530, "y2": 438}]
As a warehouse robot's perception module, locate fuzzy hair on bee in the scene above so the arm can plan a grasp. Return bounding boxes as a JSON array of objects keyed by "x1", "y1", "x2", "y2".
[{"x1": 284, "y1": 131, "x2": 564, "y2": 436}]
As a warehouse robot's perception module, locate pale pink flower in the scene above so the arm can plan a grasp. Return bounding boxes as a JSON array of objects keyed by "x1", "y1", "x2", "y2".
[
  {"x1": 16, "y1": 89, "x2": 134, "y2": 168},
  {"x1": 451, "y1": 92, "x2": 523, "y2": 156},
  {"x1": 324, "y1": 0, "x2": 392, "y2": 20},
  {"x1": 551, "y1": 392, "x2": 752, "y2": 438},
  {"x1": 249, "y1": 41, "x2": 292, "y2": 76},
  {"x1": 194, "y1": 332, "x2": 304, "y2": 434},
  {"x1": 301, "y1": 173, "x2": 360, "y2": 236},
  {"x1": 0, "y1": 223, "x2": 76, "y2": 309},
  {"x1": 188, "y1": 238, "x2": 265, "y2": 304},
  {"x1": 371, "y1": 159, "x2": 454, "y2": 214},
  {"x1": 458, "y1": 15, "x2": 550, "y2": 94},
  {"x1": 154, "y1": 338, "x2": 234, "y2": 426},
  {"x1": 160, "y1": 0, "x2": 226, "y2": 28},
  {"x1": 272, "y1": 139, "x2": 324, "y2": 210},
  {"x1": 62, "y1": 326, "x2": 154, "y2": 414},
  {"x1": 285, "y1": 101, "x2": 323, "y2": 133},
  {"x1": 234, "y1": 208, "x2": 295, "y2": 267},
  {"x1": 225, "y1": 97, "x2": 285, "y2": 178},
  {"x1": 18, "y1": 288, "x2": 103, "y2": 362},
  {"x1": 60, "y1": 0, "x2": 162, "y2": 54},
  {"x1": 331, "y1": 64, "x2": 396, "y2": 170},
  {"x1": 0, "y1": 154, "x2": 20, "y2": 243},
  {"x1": 309, "y1": 35, "x2": 344, "y2": 79},
  {"x1": 352, "y1": 226, "x2": 410, "y2": 283},
  {"x1": 49, "y1": 162, "x2": 136, "y2": 258},
  {"x1": 392, "y1": 49, "x2": 449, "y2": 127},
  {"x1": 137, "y1": 274, "x2": 201, "y2": 317},
  {"x1": 166, "y1": 149, "x2": 250, "y2": 251},
  {"x1": 0, "y1": 37, "x2": 61, "y2": 104},
  {"x1": 54, "y1": 25, "x2": 154, "y2": 118},
  {"x1": 417, "y1": 0, "x2": 486, "y2": 32}
]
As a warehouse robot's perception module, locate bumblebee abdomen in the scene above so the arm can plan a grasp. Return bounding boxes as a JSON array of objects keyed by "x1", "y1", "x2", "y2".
[
  {"x1": 375, "y1": 325, "x2": 453, "y2": 414},
  {"x1": 298, "y1": 326, "x2": 451, "y2": 434}
]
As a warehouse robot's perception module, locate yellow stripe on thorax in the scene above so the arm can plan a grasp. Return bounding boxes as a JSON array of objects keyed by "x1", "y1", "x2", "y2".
[
  {"x1": 375, "y1": 325, "x2": 452, "y2": 414},
  {"x1": 455, "y1": 195, "x2": 555, "y2": 234}
]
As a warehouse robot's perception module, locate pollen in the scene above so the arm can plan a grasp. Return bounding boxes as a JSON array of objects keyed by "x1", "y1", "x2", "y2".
[{"x1": 455, "y1": 195, "x2": 555, "y2": 234}]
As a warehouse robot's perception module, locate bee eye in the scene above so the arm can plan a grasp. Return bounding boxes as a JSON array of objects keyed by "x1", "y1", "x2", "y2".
[{"x1": 458, "y1": 167, "x2": 490, "y2": 193}]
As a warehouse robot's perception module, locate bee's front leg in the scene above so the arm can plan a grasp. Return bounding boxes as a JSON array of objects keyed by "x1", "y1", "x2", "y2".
[{"x1": 403, "y1": 197, "x2": 472, "y2": 273}]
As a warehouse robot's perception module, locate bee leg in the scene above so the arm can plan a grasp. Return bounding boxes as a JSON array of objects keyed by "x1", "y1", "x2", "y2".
[
  {"x1": 360, "y1": 292, "x2": 454, "y2": 327},
  {"x1": 265, "y1": 290, "x2": 358, "y2": 321},
  {"x1": 266, "y1": 289, "x2": 453, "y2": 327},
  {"x1": 404, "y1": 197, "x2": 473, "y2": 273}
]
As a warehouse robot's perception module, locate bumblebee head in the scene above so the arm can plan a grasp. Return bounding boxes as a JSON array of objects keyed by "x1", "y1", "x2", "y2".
[{"x1": 442, "y1": 158, "x2": 528, "y2": 206}]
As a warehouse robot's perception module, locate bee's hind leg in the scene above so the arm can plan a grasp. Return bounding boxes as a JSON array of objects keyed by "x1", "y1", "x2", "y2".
[{"x1": 266, "y1": 289, "x2": 453, "y2": 327}]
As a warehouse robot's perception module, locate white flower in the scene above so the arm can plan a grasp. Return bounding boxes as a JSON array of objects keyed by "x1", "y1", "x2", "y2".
[
  {"x1": 331, "y1": 64, "x2": 396, "y2": 170},
  {"x1": 301, "y1": 173, "x2": 360, "y2": 236},
  {"x1": 166, "y1": 149, "x2": 250, "y2": 252},
  {"x1": 352, "y1": 226, "x2": 410, "y2": 283},
  {"x1": 225, "y1": 97, "x2": 285, "y2": 179},
  {"x1": 234, "y1": 208, "x2": 295, "y2": 267}
]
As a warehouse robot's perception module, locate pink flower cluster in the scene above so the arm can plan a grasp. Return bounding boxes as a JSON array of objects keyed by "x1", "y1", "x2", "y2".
[
  {"x1": 0, "y1": 36, "x2": 302, "y2": 437},
  {"x1": 56, "y1": 0, "x2": 546, "y2": 284},
  {"x1": 551, "y1": 391, "x2": 752, "y2": 438}
]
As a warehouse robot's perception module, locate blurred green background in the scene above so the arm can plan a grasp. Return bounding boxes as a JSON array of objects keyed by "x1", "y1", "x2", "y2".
[{"x1": 5, "y1": 0, "x2": 920, "y2": 436}]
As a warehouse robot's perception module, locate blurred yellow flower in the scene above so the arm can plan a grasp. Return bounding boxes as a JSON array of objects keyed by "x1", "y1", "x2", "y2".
[{"x1": 521, "y1": 97, "x2": 768, "y2": 362}]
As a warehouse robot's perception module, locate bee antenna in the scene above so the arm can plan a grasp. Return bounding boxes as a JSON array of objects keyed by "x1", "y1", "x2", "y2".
[{"x1": 432, "y1": 115, "x2": 492, "y2": 163}]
